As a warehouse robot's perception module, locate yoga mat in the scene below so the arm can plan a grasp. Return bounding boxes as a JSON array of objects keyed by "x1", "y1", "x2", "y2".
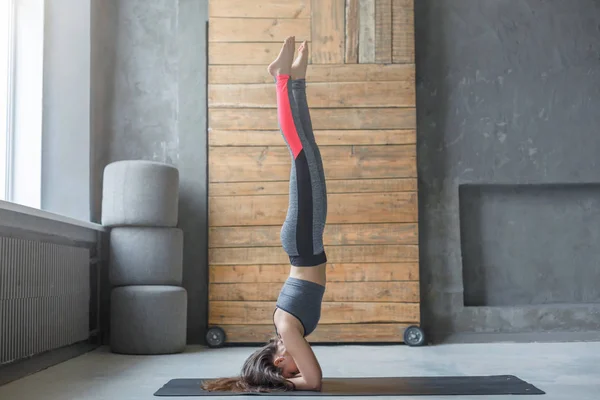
[{"x1": 154, "y1": 375, "x2": 545, "y2": 396}]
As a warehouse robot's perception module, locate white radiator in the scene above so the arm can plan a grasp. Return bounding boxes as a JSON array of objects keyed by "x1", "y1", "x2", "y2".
[{"x1": 0, "y1": 237, "x2": 90, "y2": 365}]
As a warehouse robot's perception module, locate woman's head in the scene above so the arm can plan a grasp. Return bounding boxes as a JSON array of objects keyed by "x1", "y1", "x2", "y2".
[{"x1": 201, "y1": 337, "x2": 297, "y2": 392}]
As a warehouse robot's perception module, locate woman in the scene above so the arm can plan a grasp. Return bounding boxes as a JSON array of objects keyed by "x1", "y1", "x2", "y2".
[{"x1": 202, "y1": 36, "x2": 327, "y2": 393}]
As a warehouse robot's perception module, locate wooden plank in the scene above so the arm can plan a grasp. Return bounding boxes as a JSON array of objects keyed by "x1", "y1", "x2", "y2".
[
  {"x1": 311, "y1": 0, "x2": 345, "y2": 64},
  {"x1": 209, "y1": 0, "x2": 311, "y2": 18},
  {"x1": 392, "y1": 0, "x2": 414, "y2": 63},
  {"x1": 219, "y1": 323, "x2": 412, "y2": 342},
  {"x1": 345, "y1": 0, "x2": 359, "y2": 63},
  {"x1": 208, "y1": 18, "x2": 310, "y2": 43},
  {"x1": 210, "y1": 262, "x2": 419, "y2": 283},
  {"x1": 209, "y1": 301, "x2": 420, "y2": 324},
  {"x1": 209, "y1": 178, "x2": 417, "y2": 196},
  {"x1": 209, "y1": 42, "x2": 307, "y2": 65},
  {"x1": 208, "y1": 64, "x2": 414, "y2": 84},
  {"x1": 209, "y1": 192, "x2": 417, "y2": 226},
  {"x1": 210, "y1": 281, "x2": 419, "y2": 302},
  {"x1": 209, "y1": 108, "x2": 416, "y2": 131},
  {"x1": 208, "y1": 81, "x2": 414, "y2": 108},
  {"x1": 209, "y1": 223, "x2": 418, "y2": 247},
  {"x1": 209, "y1": 129, "x2": 416, "y2": 147},
  {"x1": 358, "y1": 0, "x2": 375, "y2": 63},
  {"x1": 375, "y1": 0, "x2": 393, "y2": 63},
  {"x1": 209, "y1": 145, "x2": 416, "y2": 182},
  {"x1": 209, "y1": 244, "x2": 419, "y2": 265}
]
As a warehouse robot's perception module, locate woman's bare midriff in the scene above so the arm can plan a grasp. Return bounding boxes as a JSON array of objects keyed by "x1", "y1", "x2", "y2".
[{"x1": 289, "y1": 262, "x2": 327, "y2": 287}]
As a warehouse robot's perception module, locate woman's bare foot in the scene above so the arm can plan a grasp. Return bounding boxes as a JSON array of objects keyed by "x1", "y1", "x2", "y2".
[
  {"x1": 268, "y1": 36, "x2": 295, "y2": 77},
  {"x1": 291, "y1": 41, "x2": 309, "y2": 80}
]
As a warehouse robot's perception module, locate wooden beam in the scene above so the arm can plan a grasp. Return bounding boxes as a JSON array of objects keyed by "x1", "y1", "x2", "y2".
[
  {"x1": 218, "y1": 323, "x2": 413, "y2": 343},
  {"x1": 392, "y1": 0, "x2": 414, "y2": 63},
  {"x1": 208, "y1": 81, "x2": 415, "y2": 108},
  {"x1": 208, "y1": 129, "x2": 416, "y2": 147},
  {"x1": 375, "y1": 0, "x2": 393, "y2": 63},
  {"x1": 209, "y1": 178, "x2": 417, "y2": 196},
  {"x1": 208, "y1": 108, "x2": 416, "y2": 130},
  {"x1": 208, "y1": 64, "x2": 415, "y2": 84},
  {"x1": 208, "y1": 18, "x2": 310, "y2": 43},
  {"x1": 209, "y1": 0, "x2": 311, "y2": 18},
  {"x1": 345, "y1": 0, "x2": 360, "y2": 63},
  {"x1": 209, "y1": 281, "x2": 420, "y2": 302},
  {"x1": 311, "y1": 0, "x2": 346, "y2": 63},
  {"x1": 209, "y1": 244, "x2": 419, "y2": 265},
  {"x1": 209, "y1": 42, "x2": 307, "y2": 65},
  {"x1": 209, "y1": 301, "x2": 420, "y2": 324},
  {"x1": 358, "y1": 0, "x2": 375, "y2": 63},
  {"x1": 210, "y1": 222, "x2": 419, "y2": 247},
  {"x1": 209, "y1": 262, "x2": 419, "y2": 283}
]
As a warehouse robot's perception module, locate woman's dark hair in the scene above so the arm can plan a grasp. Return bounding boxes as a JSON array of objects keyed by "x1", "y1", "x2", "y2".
[{"x1": 201, "y1": 337, "x2": 294, "y2": 393}]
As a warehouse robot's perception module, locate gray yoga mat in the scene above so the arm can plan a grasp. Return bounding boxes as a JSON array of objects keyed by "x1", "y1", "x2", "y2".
[{"x1": 154, "y1": 375, "x2": 544, "y2": 396}]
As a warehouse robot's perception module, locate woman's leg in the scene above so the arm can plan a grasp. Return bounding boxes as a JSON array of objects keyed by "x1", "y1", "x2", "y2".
[{"x1": 271, "y1": 42, "x2": 327, "y2": 267}]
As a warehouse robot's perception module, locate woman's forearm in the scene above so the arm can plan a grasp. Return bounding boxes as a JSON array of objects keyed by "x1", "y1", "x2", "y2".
[{"x1": 288, "y1": 376, "x2": 322, "y2": 391}]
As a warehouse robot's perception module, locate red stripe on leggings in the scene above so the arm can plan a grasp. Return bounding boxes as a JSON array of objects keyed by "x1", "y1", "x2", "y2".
[{"x1": 276, "y1": 74, "x2": 303, "y2": 159}]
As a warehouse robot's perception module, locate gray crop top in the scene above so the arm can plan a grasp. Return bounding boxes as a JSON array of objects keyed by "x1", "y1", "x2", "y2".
[{"x1": 274, "y1": 277, "x2": 325, "y2": 337}]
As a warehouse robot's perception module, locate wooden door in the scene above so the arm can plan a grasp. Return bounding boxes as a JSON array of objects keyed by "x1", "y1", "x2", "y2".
[{"x1": 207, "y1": 0, "x2": 418, "y2": 343}]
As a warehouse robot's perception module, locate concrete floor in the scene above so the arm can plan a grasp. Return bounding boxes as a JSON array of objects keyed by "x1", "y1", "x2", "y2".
[{"x1": 0, "y1": 342, "x2": 599, "y2": 400}]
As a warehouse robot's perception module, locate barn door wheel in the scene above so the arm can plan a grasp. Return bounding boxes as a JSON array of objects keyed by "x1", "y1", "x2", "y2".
[
  {"x1": 403, "y1": 325, "x2": 426, "y2": 347},
  {"x1": 206, "y1": 326, "x2": 226, "y2": 348}
]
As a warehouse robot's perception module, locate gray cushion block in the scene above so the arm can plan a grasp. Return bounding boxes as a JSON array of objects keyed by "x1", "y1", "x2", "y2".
[
  {"x1": 102, "y1": 160, "x2": 179, "y2": 227},
  {"x1": 110, "y1": 227, "x2": 183, "y2": 286},
  {"x1": 110, "y1": 286, "x2": 187, "y2": 355}
]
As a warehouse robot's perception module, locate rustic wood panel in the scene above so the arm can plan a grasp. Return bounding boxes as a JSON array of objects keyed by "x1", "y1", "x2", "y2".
[
  {"x1": 209, "y1": 192, "x2": 417, "y2": 226},
  {"x1": 345, "y1": 0, "x2": 359, "y2": 63},
  {"x1": 209, "y1": 107, "x2": 416, "y2": 130},
  {"x1": 209, "y1": 42, "x2": 308, "y2": 65},
  {"x1": 208, "y1": 64, "x2": 415, "y2": 84},
  {"x1": 209, "y1": 0, "x2": 311, "y2": 18},
  {"x1": 311, "y1": 0, "x2": 345, "y2": 64},
  {"x1": 208, "y1": 18, "x2": 311, "y2": 43},
  {"x1": 210, "y1": 262, "x2": 419, "y2": 283},
  {"x1": 209, "y1": 145, "x2": 416, "y2": 182},
  {"x1": 209, "y1": 129, "x2": 416, "y2": 147},
  {"x1": 392, "y1": 0, "x2": 414, "y2": 63},
  {"x1": 208, "y1": 81, "x2": 414, "y2": 108},
  {"x1": 375, "y1": 0, "x2": 393, "y2": 63},
  {"x1": 209, "y1": 301, "x2": 420, "y2": 325},
  {"x1": 209, "y1": 245, "x2": 419, "y2": 265},
  {"x1": 210, "y1": 281, "x2": 419, "y2": 302},
  {"x1": 209, "y1": 178, "x2": 417, "y2": 196},
  {"x1": 210, "y1": 223, "x2": 418, "y2": 247},
  {"x1": 358, "y1": 0, "x2": 375, "y2": 63},
  {"x1": 219, "y1": 323, "x2": 412, "y2": 342}
]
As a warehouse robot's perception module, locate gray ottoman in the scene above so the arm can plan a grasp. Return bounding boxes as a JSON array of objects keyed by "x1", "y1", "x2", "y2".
[
  {"x1": 110, "y1": 286, "x2": 187, "y2": 355},
  {"x1": 109, "y1": 227, "x2": 183, "y2": 286},
  {"x1": 102, "y1": 161, "x2": 179, "y2": 227}
]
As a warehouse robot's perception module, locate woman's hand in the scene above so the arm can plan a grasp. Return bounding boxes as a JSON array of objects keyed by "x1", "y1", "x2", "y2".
[{"x1": 278, "y1": 325, "x2": 322, "y2": 391}]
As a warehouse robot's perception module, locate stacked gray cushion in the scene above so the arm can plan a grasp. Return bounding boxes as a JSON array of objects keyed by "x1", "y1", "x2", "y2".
[
  {"x1": 110, "y1": 227, "x2": 183, "y2": 286},
  {"x1": 110, "y1": 286, "x2": 187, "y2": 355},
  {"x1": 102, "y1": 160, "x2": 179, "y2": 227},
  {"x1": 103, "y1": 160, "x2": 187, "y2": 355}
]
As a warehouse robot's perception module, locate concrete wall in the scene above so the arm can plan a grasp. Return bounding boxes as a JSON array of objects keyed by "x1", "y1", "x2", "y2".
[
  {"x1": 416, "y1": 0, "x2": 600, "y2": 340},
  {"x1": 91, "y1": 0, "x2": 208, "y2": 344}
]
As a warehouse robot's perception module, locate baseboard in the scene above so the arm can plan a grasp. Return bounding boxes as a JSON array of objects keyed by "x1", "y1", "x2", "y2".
[
  {"x1": 437, "y1": 331, "x2": 600, "y2": 344},
  {"x1": 0, "y1": 341, "x2": 99, "y2": 386}
]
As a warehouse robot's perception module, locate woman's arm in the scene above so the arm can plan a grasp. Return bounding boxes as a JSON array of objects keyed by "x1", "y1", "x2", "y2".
[{"x1": 279, "y1": 327, "x2": 322, "y2": 391}]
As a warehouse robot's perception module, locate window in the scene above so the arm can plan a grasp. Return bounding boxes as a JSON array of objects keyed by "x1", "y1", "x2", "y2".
[
  {"x1": 0, "y1": 0, "x2": 44, "y2": 209},
  {"x1": 0, "y1": 0, "x2": 14, "y2": 201}
]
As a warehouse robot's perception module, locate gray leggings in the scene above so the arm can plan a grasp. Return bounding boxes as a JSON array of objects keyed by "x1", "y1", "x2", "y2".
[{"x1": 275, "y1": 75, "x2": 328, "y2": 266}]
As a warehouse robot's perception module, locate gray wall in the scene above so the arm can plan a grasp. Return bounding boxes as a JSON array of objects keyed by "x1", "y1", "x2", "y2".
[
  {"x1": 91, "y1": 0, "x2": 208, "y2": 344},
  {"x1": 416, "y1": 0, "x2": 600, "y2": 340}
]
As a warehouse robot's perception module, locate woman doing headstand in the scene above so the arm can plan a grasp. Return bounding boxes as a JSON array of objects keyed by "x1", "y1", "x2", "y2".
[{"x1": 202, "y1": 36, "x2": 327, "y2": 393}]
